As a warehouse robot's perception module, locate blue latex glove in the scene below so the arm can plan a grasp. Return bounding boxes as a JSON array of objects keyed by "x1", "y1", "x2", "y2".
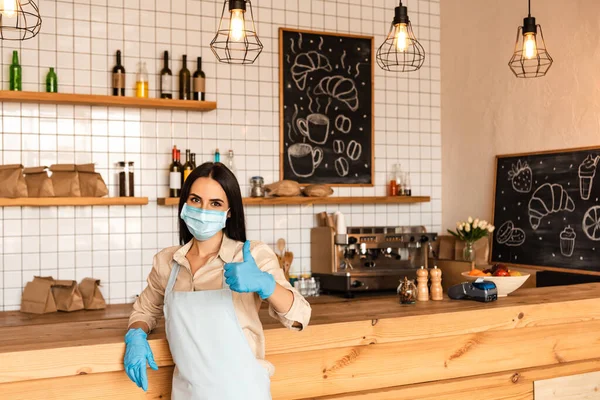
[
  {"x1": 124, "y1": 328, "x2": 158, "y2": 391},
  {"x1": 224, "y1": 240, "x2": 276, "y2": 299}
]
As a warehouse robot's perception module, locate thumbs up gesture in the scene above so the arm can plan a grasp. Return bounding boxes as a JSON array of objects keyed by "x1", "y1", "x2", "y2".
[{"x1": 224, "y1": 241, "x2": 276, "y2": 299}]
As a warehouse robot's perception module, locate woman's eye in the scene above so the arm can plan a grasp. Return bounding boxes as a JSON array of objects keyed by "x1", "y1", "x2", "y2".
[
  {"x1": 191, "y1": 197, "x2": 200, "y2": 203},
  {"x1": 211, "y1": 202, "x2": 222, "y2": 207}
]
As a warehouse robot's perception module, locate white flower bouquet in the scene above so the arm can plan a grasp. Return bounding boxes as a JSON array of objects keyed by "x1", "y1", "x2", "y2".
[{"x1": 447, "y1": 217, "x2": 495, "y2": 243}]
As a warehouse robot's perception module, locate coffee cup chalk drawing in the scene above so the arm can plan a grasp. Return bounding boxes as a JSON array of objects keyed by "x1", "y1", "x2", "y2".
[
  {"x1": 528, "y1": 183, "x2": 575, "y2": 230},
  {"x1": 288, "y1": 143, "x2": 323, "y2": 178},
  {"x1": 296, "y1": 113, "x2": 330, "y2": 145},
  {"x1": 559, "y1": 226, "x2": 577, "y2": 257},
  {"x1": 280, "y1": 28, "x2": 373, "y2": 185}
]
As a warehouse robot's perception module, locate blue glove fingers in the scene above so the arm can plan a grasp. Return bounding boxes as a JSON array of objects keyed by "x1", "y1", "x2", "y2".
[
  {"x1": 125, "y1": 366, "x2": 138, "y2": 386},
  {"x1": 259, "y1": 273, "x2": 277, "y2": 299},
  {"x1": 146, "y1": 346, "x2": 159, "y2": 370},
  {"x1": 242, "y1": 240, "x2": 253, "y2": 262},
  {"x1": 223, "y1": 264, "x2": 235, "y2": 278},
  {"x1": 140, "y1": 362, "x2": 149, "y2": 391}
]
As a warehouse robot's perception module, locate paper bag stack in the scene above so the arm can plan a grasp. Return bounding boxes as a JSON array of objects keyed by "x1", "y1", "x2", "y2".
[{"x1": 20, "y1": 277, "x2": 106, "y2": 314}]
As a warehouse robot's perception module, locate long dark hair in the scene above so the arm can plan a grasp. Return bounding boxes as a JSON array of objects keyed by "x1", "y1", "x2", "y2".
[{"x1": 178, "y1": 162, "x2": 246, "y2": 245}]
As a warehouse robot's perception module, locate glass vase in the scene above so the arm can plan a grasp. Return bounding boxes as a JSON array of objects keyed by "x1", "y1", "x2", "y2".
[{"x1": 463, "y1": 241, "x2": 476, "y2": 262}]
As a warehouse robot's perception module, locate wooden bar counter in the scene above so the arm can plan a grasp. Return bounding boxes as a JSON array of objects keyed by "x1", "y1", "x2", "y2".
[{"x1": 1, "y1": 283, "x2": 600, "y2": 399}]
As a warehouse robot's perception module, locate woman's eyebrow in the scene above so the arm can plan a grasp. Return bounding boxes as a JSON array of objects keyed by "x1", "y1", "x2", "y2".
[
  {"x1": 190, "y1": 193, "x2": 201, "y2": 198},
  {"x1": 210, "y1": 198, "x2": 224, "y2": 202}
]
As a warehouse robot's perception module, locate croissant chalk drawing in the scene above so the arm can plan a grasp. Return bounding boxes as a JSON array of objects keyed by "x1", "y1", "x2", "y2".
[
  {"x1": 528, "y1": 183, "x2": 575, "y2": 230},
  {"x1": 291, "y1": 51, "x2": 333, "y2": 91},
  {"x1": 314, "y1": 75, "x2": 359, "y2": 112}
]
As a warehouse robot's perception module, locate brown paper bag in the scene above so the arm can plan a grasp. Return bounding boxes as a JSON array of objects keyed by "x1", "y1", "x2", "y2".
[
  {"x1": 78, "y1": 278, "x2": 106, "y2": 310},
  {"x1": 24, "y1": 166, "x2": 55, "y2": 197},
  {"x1": 0, "y1": 164, "x2": 27, "y2": 198},
  {"x1": 52, "y1": 280, "x2": 85, "y2": 312},
  {"x1": 49, "y1": 164, "x2": 81, "y2": 197},
  {"x1": 76, "y1": 164, "x2": 108, "y2": 197},
  {"x1": 20, "y1": 276, "x2": 57, "y2": 314}
]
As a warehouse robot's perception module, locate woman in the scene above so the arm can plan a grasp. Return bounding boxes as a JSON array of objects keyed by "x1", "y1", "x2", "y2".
[{"x1": 124, "y1": 162, "x2": 311, "y2": 399}]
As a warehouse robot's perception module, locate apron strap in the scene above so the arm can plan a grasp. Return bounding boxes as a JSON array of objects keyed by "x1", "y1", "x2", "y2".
[{"x1": 166, "y1": 261, "x2": 181, "y2": 296}]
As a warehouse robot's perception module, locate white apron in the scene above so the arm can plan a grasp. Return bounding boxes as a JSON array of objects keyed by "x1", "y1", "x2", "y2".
[{"x1": 163, "y1": 262, "x2": 272, "y2": 400}]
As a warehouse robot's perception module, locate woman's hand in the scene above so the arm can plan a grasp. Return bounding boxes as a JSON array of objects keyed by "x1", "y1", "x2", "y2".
[
  {"x1": 224, "y1": 241, "x2": 276, "y2": 299},
  {"x1": 124, "y1": 328, "x2": 158, "y2": 391}
]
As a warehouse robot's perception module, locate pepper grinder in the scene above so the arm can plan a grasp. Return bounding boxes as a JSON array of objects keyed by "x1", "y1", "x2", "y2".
[
  {"x1": 430, "y1": 265, "x2": 443, "y2": 301},
  {"x1": 416, "y1": 266, "x2": 429, "y2": 302}
]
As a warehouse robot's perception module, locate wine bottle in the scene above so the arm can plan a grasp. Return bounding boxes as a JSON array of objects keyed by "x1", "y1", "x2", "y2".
[
  {"x1": 160, "y1": 51, "x2": 172, "y2": 99},
  {"x1": 112, "y1": 50, "x2": 125, "y2": 96},
  {"x1": 191, "y1": 153, "x2": 197, "y2": 169},
  {"x1": 179, "y1": 55, "x2": 191, "y2": 100},
  {"x1": 183, "y1": 149, "x2": 194, "y2": 184},
  {"x1": 169, "y1": 145, "x2": 182, "y2": 198},
  {"x1": 193, "y1": 56, "x2": 206, "y2": 101},
  {"x1": 46, "y1": 67, "x2": 58, "y2": 93},
  {"x1": 9, "y1": 50, "x2": 21, "y2": 91},
  {"x1": 136, "y1": 61, "x2": 149, "y2": 98}
]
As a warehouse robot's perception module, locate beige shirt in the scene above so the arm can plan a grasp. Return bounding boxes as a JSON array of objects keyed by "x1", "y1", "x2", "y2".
[{"x1": 128, "y1": 235, "x2": 311, "y2": 375}]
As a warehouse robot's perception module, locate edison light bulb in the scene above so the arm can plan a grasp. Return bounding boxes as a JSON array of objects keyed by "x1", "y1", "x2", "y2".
[
  {"x1": 523, "y1": 33, "x2": 538, "y2": 59},
  {"x1": 230, "y1": 9, "x2": 246, "y2": 42},
  {"x1": 2, "y1": 0, "x2": 17, "y2": 17},
  {"x1": 394, "y1": 23, "x2": 409, "y2": 52}
]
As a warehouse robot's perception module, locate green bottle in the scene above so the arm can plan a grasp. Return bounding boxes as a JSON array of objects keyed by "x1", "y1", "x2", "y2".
[
  {"x1": 9, "y1": 50, "x2": 21, "y2": 91},
  {"x1": 46, "y1": 67, "x2": 58, "y2": 93}
]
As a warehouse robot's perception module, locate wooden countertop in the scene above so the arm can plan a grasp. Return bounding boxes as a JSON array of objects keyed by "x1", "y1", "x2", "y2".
[
  {"x1": 1, "y1": 283, "x2": 599, "y2": 355},
  {"x1": 2, "y1": 284, "x2": 600, "y2": 400}
]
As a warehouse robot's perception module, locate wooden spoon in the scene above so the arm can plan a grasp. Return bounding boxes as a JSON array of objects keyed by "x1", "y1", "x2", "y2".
[
  {"x1": 276, "y1": 238, "x2": 286, "y2": 268},
  {"x1": 283, "y1": 251, "x2": 294, "y2": 281}
]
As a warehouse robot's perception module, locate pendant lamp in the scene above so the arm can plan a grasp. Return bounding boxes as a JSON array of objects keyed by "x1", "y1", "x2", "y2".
[
  {"x1": 376, "y1": 0, "x2": 425, "y2": 72},
  {"x1": 210, "y1": 0, "x2": 263, "y2": 65},
  {"x1": 508, "y1": 0, "x2": 552, "y2": 78},
  {"x1": 0, "y1": 0, "x2": 41, "y2": 40}
]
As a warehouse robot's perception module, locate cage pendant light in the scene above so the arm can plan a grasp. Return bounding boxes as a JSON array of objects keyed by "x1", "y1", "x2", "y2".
[
  {"x1": 508, "y1": 0, "x2": 552, "y2": 78},
  {"x1": 210, "y1": 0, "x2": 263, "y2": 65},
  {"x1": 0, "y1": 0, "x2": 41, "y2": 41},
  {"x1": 376, "y1": 0, "x2": 425, "y2": 72}
]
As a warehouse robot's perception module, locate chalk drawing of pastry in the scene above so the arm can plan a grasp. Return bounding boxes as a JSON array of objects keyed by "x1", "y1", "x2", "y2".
[
  {"x1": 559, "y1": 226, "x2": 576, "y2": 257},
  {"x1": 528, "y1": 183, "x2": 575, "y2": 230}
]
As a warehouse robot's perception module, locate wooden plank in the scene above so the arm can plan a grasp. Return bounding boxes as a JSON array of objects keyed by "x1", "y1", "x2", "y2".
[
  {"x1": 0, "y1": 90, "x2": 217, "y2": 112},
  {"x1": 267, "y1": 320, "x2": 600, "y2": 399},
  {"x1": 309, "y1": 359, "x2": 600, "y2": 400},
  {"x1": 533, "y1": 371, "x2": 600, "y2": 400},
  {"x1": 0, "y1": 197, "x2": 149, "y2": 207},
  {"x1": 159, "y1": 196, "x2": 429, "y2": 206}
]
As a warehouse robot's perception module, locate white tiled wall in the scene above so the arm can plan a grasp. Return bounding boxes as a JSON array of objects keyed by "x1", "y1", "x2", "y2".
[{"x1": 0, "y1": 0, "x2": 441, "y2": 310}]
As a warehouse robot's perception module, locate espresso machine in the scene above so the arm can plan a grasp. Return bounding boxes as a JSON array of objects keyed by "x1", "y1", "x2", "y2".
[{"x1": 311, "y1": 225, "x2": 437, "y2": 297}]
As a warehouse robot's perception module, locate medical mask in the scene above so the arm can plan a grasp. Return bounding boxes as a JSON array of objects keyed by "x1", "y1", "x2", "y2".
[{"x1": 180, "y1": 204, "x2": 229, "y2": 241}]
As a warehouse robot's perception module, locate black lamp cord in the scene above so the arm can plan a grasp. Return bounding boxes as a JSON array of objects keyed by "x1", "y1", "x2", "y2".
[{"x1": 528, "y1": 0, "x2": 531, "y2": 17}]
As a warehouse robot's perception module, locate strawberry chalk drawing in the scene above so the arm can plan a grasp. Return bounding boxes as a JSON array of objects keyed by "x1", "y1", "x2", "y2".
[{"x1": 508, "y1": 160, "x2": 533, "y2": 193}]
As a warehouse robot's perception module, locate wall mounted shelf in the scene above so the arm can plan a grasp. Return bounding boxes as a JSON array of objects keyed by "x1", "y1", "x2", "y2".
[
  {"x1": 0, "y1": 197, "x2": 149, "y2": 207},
  {"x1": 158, "y1": 196, "x2": 430, "y2": 206},
  {"x1": 0, "y1": 91, "x2": 217, "y2": 112}
]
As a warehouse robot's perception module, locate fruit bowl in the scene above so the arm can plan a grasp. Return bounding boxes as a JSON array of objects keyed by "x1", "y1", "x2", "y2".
[{"x1": 460, "y1": 272, "x2": 530, "y2": 297}]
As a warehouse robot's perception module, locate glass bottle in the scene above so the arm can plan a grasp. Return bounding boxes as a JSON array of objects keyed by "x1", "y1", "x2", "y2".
[
  {"x1": 193, "y1": 56, "x2": 206, "y2": 101},
  {"x1": 112, "y1": 50, "x2": 125, "y2": 96},
  {"x1": 397, "y1": 276, "x2": 417, "y2": 304},
  {"x1": 9, "y1": 50, "x2": 21, "y2": 91},
  {"x1": 117, "y1": 161, "x2": 135, "y2": 197},
  {"x1": 250, "y1": 176, "x2": 265, "y2": 197},
  {"x1": 45, "y1": 67, "x2": 58, "y2": 93},
  {"x1": 169, "y1": 145, "x2": 182, "y2": 198},
  {"x1": 182, "y1": 149, "x2": 194, "y2": 183},
  {"x1": 179, "y1": 54, "x2": 191, "y2": 100},
  {"x1": 405, "y1": 172, "x2": 412, "y2": 196},
  {"x1": 214, "y1": 148, "x2": 220, "y2": 162},
  {"x1": 226, "y1": 149, "x2": 237, "y2": 177},
  {"x1": 160, "y1": 51, "x2": 172, "y2": 99},
  {"x1": 135, "y1": 61, "x2": 149, "y2": 98},
  {"x1": 389, "y1": 165, "x2": 399, "y2": 196},
  {"x1": 191, "y1": 153, "x2": 197, "y2": 169}
]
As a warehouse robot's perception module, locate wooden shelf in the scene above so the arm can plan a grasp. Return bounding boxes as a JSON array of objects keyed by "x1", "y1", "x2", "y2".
[
  {"x1": 0, "y1": 197, "x2": 149, "y2": 207},
  {"x1": 0, "y1": 91, "x2": 217, "y2": 112},
  {"x1": 158, "y1": 196, "x2": 430, "y2": 206}
]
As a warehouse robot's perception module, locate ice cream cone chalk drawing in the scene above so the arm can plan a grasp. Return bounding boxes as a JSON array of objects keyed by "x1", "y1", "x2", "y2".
[
  {"x1": 578, "y1": 154, "x2": 600, "y2": 200},
  {"x1": 416, "y1": 266, "x2": 429, "y2": 302},
  {"x1": 430, "y1": 266, "x2": 443, "y2": 301},
  {"x1": 560, "y1": 226, "x2": 576, "y2": 257}
]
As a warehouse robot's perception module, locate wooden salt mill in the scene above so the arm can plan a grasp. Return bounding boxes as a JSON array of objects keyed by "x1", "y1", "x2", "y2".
[
  {"x1": 430, "y1": 265, "x2": 443, "y2": 301},
  {"x1": 416, "y1": 266, "x2": 429, "y2": 302}
]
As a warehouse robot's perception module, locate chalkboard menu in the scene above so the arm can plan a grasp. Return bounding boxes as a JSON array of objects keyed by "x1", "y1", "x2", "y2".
[
  {"x1": 279, "y1": 28, "x2": 374, "y2": 185},
  {"x1": 492, "y1": 147, "x2": 600, "y2": 273}
]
